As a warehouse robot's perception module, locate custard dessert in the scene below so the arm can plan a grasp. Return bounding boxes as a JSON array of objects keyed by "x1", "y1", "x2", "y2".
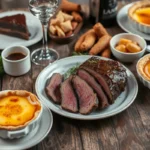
[
  {"x1": 137, "y1": 55, "x2": 150, "y2": 81},
  {"x1": 128, "y1": 1, "x2": 150, "y2": 33},
  {"x1": 0, "y1": 90, "x2": 41, "y2": 130}
]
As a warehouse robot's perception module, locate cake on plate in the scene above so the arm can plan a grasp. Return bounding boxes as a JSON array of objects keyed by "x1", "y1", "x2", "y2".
[{"x1": 0, "y1": 14, "x2": 30, "y2": 40}]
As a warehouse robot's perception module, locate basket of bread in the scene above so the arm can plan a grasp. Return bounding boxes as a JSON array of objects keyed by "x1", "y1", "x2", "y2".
[{"x1": 48, "y1": 0, "x2": 83, "y2": 44}]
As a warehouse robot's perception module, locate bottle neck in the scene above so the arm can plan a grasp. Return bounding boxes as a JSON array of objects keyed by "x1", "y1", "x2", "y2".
[{"x1": 98, "y1": 0, "x2": 118, "y2": 27}]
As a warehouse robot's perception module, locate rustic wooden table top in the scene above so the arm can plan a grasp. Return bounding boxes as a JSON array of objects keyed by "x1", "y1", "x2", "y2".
[{"x1": 0, "y1": 0, "x2": 150, "y2": 150}]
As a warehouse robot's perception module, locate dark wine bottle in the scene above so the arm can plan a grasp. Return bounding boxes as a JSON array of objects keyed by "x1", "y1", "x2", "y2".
[{"x1": 98, "y1": 0, "x2": 118, "y2": 27}]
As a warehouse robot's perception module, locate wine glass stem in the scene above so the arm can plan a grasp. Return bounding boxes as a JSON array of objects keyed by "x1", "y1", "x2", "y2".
[{"x1": 41, "y1": 23, "x2": 49, "y2": 57}]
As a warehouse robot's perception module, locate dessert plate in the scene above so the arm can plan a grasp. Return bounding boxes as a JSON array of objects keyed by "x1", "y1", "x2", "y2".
[
  {"x1": 35, "y1": 56, "x2": 138, "y2": 120},
  {"x1": 117, "y1": 2, "x2": 150, "y2": 41},
  {"x1": 0, "y1": 105, "x2": 53, "y2": 150},
  {"x1": 0, "y1": 10, "x2": 43, "y2": 50}
]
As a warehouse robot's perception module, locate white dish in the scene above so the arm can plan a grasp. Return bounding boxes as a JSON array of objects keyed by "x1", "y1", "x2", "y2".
[
  {"x1": 2, "y1": 45, "x2": 31, "y2": 76},
  {"x1": 110, "y1": 33, "x2": 146, "y2": 62},
  {"x1": 117, "y1": 2, "x2": 150, "y2": 41},
  {"x1": 0, "y1": 105, "x2": 53, "y2": 150},
  {"x1": 35, "y1": 56, "x2": 138, "y2": 120},
  {"x1": 0, "y1": 10, "x2": 43, "y2": 50},
  {"x1": 136, "y1": 54, "x2": 150, "y2": 89}
]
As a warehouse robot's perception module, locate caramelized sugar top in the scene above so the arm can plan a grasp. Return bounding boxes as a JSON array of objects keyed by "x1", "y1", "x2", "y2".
[
  {"x1": 144, "y1": 60, "x2": 150, "y2": 79},
  {"x1": 0, "y1": 95, "x2": 39, "y2": 126},
  {"x1": 133, "y1": 7, "x2": 150, "y2": 25}
]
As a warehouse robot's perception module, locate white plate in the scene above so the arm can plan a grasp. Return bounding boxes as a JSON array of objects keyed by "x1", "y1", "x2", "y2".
[
  {"x1": 0, "y1": 105, "x2": 53, "y2": 150},
  {"x1": 0, "y1": 10, "x2": 43, "y2": 49},
  {"x1": 35, "y1": 56, "x2": 138, "y2": 120},
  {"x1": 117, "y1": 2, "x2": 150, "y2": 41}
]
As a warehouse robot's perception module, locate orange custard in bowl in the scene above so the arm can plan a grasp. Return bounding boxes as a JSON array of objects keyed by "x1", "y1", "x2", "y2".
[
  {"x1": 0, "y1": 90, "x2": 41, "y2": 130},
  {"x1": 128, "y1": 1, "x2": 150, "y2": 34},
  {"x1": 133, "y1": 7, "x2": 150, "y2": 25},
  {"x1": 143, "y1": 61, "x2": 150, "y2": 79}
]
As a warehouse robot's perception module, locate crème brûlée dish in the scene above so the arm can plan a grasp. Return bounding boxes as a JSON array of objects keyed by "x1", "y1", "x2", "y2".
[
  {"x1": 0, "y1": 90, "x2": 41, "y2": 130},
  {"x1": 137, "y1": 55, "x2": 150, "y2": 81},
  {"x1": 128, "y1": 1, "x2": 150, "y2": 34}
]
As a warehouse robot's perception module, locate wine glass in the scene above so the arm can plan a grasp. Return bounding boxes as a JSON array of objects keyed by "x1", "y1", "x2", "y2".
[{"x1": 29, "y1": 0, "x2": 61, "y2": 66}]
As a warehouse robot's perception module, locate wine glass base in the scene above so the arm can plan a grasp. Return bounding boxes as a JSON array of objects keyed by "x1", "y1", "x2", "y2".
[{"x1": 31, "y1": 48, "x2": 59, "y2": 66}]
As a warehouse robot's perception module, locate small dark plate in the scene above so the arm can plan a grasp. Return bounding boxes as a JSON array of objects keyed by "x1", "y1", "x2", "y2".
[{"x1": 49, "y1": 21, "x2": 83, "y2": 44}]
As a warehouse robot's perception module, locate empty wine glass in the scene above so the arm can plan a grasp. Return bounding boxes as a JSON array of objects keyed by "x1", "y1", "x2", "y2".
[{"x1": 29, "y1": 0, "x2": 61, "y2": 66}]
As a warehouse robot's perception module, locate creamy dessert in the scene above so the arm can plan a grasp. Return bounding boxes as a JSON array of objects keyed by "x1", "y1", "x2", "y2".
[
  {"x1": 0, "y1": 90, "x2": 41, "y2": 130},
  {"x1": 137, "y1": 55, "x2": 150, "y2": 81},
  {"x1": 128, "y1": 1, "x2": 150, "y2": 33}
]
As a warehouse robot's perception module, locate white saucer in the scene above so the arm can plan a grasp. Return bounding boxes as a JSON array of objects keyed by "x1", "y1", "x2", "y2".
[
  {"x1": 0, "y1": 10, "x2": 43, "y2": 50},
  {"x1": 117, "y1": 2, "x2": 150, "y2": 41},
  {"x1": 0, "y1": 106, "x2": 53, "y2": 150}
]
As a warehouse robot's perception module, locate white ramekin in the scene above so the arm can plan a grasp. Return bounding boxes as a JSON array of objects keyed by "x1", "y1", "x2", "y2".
[
  {"x1": 128, "y1": 1, "x2": 150, "y2": 34},
  {"x1": 110, "y1": 33, "x2": 147, "y2": 63},
  {"x1": 2, "y1": 45, "x2": 31, "y2": 76},
  {"x1": 136, "y1": 54, "x2": 150, "y2": 89},
  {"x1": 128, "y1": 16, "x2": 150, "y2": 34},
  {"x1": 0, "y1": 90, "x2": 43, "y2": 139}
]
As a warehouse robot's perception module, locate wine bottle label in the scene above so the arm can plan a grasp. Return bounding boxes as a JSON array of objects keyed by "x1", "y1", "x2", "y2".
[{"x1": 101, "y1": 0, "x2": 117, "y2": 19}]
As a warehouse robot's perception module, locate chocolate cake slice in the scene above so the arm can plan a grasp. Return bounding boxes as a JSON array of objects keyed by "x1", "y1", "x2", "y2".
[{"x1": 0, "y1": 14, "x2": 30, "y2": 40}]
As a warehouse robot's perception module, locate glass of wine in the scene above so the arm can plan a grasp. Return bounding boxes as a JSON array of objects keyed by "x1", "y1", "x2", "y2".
[{"x1": 29, "y1": 0, "x2": 61, "y2": 66}]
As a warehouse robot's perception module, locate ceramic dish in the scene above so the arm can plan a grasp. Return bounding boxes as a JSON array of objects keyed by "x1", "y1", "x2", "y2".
[
  {"x1": 128, "y1": 1, "x2": 150, "y2": 34},
  {"x1": 0, "y1": 90, "x2": 42, "y2": 139},
  {"x1": 110, "y1": 33, "x2": 146, "y2": 63},
  {"x1": 0, "y1": 105, "x2": 53, "y2": 150},
  {"x1": 0, "y1": 10, "x2": 42, "y2": 50},
  {"x1": 117, "y1": 2, "x2": 150, "y2": 41},
  {"x1": 49, "y1": 21, "x2": 83, "y2": 44},
  {"x1": 136, "y1": 54, "x2": 150, "y2": 89},
  {"x1": 2, "y1": 45, "x2": 31, "y2": 76},
  {"x1": 35, "y1": 56, "x2": 138, "y2": 120}
]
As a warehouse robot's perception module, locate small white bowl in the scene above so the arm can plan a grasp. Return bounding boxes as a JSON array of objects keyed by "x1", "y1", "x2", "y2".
[
  {"x1": 110, "y1": 33, "x2": 147, "y2": 63},
  {"x1": 136, "y1": 54, "x2": 150, "y2": 89},
  {"x1": 2, "y1": 45, "x2": 31, "y2": 76}
]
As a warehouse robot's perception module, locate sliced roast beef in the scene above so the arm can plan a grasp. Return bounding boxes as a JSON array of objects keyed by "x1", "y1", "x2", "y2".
[
  {"x1": 72, "y1": 75, "x2": 98, "y2": 114},
  {"x1": 61, "y1": 76, "x2": 78, "y2": 113},
  {"x1": 46, "y1": 73, "x2": 63, "y2": 104},
  {"x1": 80, "y1": 67, "x2": 113, "y2": 103},
  {"x1": 77, "y1": 69, "x2": 109, "y2": 109},
  {"x1": 79, "y1": 57, "x2": 127, "y2": 103}
]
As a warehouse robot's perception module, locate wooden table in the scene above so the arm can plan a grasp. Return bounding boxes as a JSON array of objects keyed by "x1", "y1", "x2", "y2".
[{"x1": 0, "y1": 0, "x2": 150, "y2": 150}]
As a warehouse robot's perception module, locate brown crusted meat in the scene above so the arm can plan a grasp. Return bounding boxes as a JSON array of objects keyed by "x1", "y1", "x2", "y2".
[
  {"x1": 61, "y1": 76, "x2": 78, "y2": 113},
  {"x1": 46, "y1": 73, "x2": 63, "y2": 104},
  {"x1": 77, "y1": 69, "x2": 109, "y2": 109},
  {"x1": 72, "y1": 75, "x2": 98, "y2": 114},
  {"x1": 79, "y1": 57, "x2": 127, "y2": 103}
]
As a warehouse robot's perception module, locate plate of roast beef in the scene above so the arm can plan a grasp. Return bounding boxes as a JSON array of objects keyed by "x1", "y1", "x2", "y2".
[{"x1": 35, "y1": 56, "x2": 138, "y2": 120}]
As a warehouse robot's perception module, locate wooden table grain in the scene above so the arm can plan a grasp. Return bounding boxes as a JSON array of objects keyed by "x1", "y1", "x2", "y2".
[{"x1": 0, "y1": 0, "x2": 150, "y2": 150}]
